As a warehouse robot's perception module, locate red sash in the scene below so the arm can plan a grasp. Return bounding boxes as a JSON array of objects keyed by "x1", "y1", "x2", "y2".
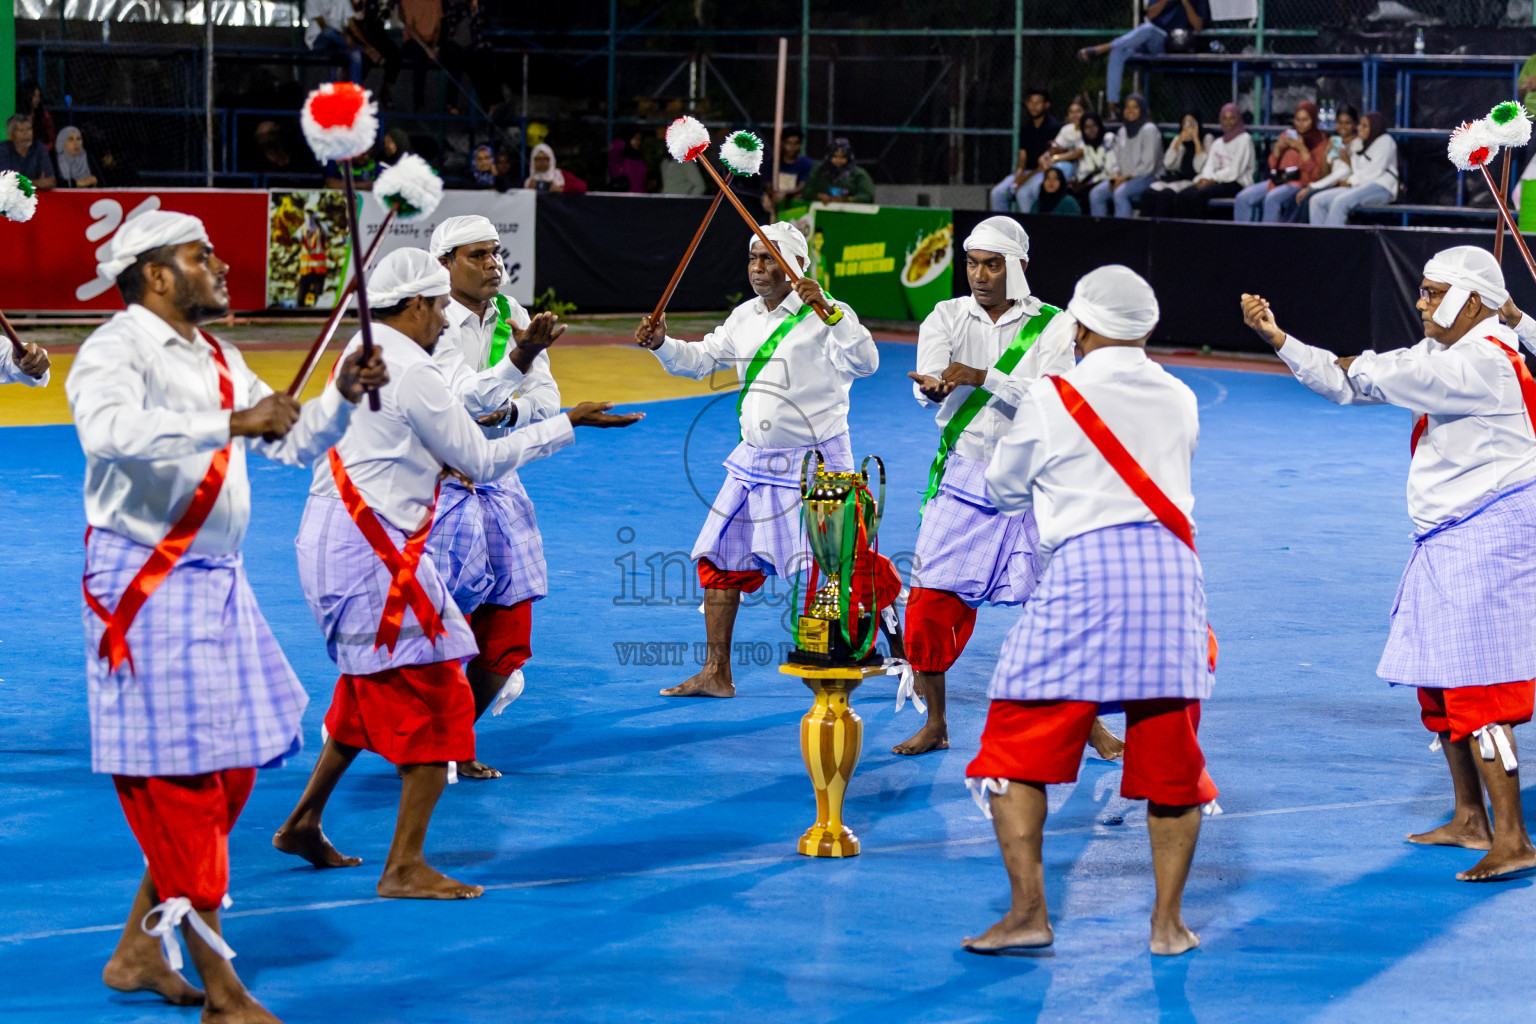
[
  {"x1": 1048, "y1": 376, "x2": 1218, "y2": 673},
  {"x1": 1410, "y1": 335, "x2": 1536, "y2": 456},
  {"x1": 326, "y1": 448, "x2": 448, "y2": 653},
  {"x1": 83, "y1": 331, "x2": 235, "y2": 674}
]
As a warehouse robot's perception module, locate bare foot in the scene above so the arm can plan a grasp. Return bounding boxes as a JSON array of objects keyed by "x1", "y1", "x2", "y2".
[
  {"x1": 202, "y1": 993, "x2": 284, "y2": 1023},
  {"x1": 1089, "y1": 718, "x2": 1124, "y2": 761},
  {"x1": 272, "y1": 824, "x2": 363, "y2": 868},
  {"x1": 1150, "y1": 918, "x2": 1201, "y2": 956},
  {"x1": 103, "y1": 949, "x2": 205, "y2": 1006},
  {"x1": 377, "y1": 861, "x2": 485, "y2": 900},
  {"x1": 892, "y1": 720, "x2": 949, "y2": 756},
  {"x1": 961, "y1": 913, "x2": 1054, "y2": 954},
  {"x1": 1407, "y1": 819, "x2": 1492, "y2": 850},
  {"x1": 660, "y1": 666, "x2": 735, "y2": 698},
  {"x1": 456, "y1": 759, "x2": 502, "y2": 780},
  {"x1": 1457, "y1": 844, "x2": 1536, "y2": 882}
]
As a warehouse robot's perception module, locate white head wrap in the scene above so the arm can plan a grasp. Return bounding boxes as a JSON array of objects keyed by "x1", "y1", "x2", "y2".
[
  {"x1": 962, "y1": 215, "x2": 1031, "y2": 301},
  {"x1": 429, "y1": 215, "x2": 500, "y2": 260},
  {"x1": 1067, "y1": 265, "x2": 1159, "y2": 342},
  {"x1": 368, "y1": 247, "x2": 452, "y2": 308},
  {"x1": 98, "y1": 210, "x2": 209, "y2": 282},
  {"x1": 528, "y1": 143, "x2": 564, "y2": 186},
  {"x1": 1423, "y1": 245, "x2": 1507, "y2": 328},
  {"x1": 754, "y1": 221, "x2": 809, "y2": 272}
]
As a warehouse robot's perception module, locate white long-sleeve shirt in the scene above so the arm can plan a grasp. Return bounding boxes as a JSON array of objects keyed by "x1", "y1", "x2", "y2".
[
  {"x1": 0, "y1": 341, "x2": 48, "y2": 387},
  {"x1": 652, "y1": 290, "x2": 879, "y2": 448},
  {"x1": 1199, "y1": 132, "x2": 1255, "y2": 184},
  {"x1": 1346, "y1": 134, "x2": 1398, "y2": 192},
  {"x1": 914, "y1": 294, "x2": 1077, "y2": 463},
  {"x1": 1277, "y1": 316, "x2": 1536, "y2": 531},
  {"x1": 434, "y1": 294, "x2": 561, "y2": 426},
  {"x1": 986, "y1": 345, "x2": 1199, "y2": 558},
  {"x1": 1510, "y1": 309, "x2": 1536, "y2": 355},
  {"x1": 67, "y1": 303, "x2": 355, "y2": 555},
  {"x1": 1310, "y1": 136, "x2": 1363, "y2": 192},
  {"x1": 312, "y1": 324, "x2": 574, "y2": 533}
]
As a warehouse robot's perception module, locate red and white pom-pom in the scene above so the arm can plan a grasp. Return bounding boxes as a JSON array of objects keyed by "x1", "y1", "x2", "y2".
[
  {"x1": 301, "y1": 82, "x2": 379, "y2": 164},
  {"x1": 1447, "y1": 120, "x2": 1495, "y2": 172},
  {"x1": 665, "y1": 116, "x2": 711, "y2": 163},
  {"x1": 374, "y1": 153, "x2": 443, "y2": 221}
]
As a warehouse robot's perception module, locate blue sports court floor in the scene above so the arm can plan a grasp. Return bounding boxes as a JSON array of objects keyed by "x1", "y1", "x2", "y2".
[{"x1": 2, "y1": 341, "x2": 1534, "y2": 1022}]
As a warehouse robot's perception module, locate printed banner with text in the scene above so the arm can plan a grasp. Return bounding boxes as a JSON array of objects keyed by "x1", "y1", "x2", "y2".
[{"x1": 779, "y1": 202, "x2": 953, "y2": 321}]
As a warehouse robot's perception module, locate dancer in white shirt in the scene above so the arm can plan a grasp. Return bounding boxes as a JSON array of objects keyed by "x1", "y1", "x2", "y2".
[
  {"x1": 1244, "y1": 245, "x2": 1536, "y2": 882},
  {"x1": 68, "y1": 210, "x2": 385, "y2": 1022},
  {"x1": 274, "y1": 249, "x2": 641, "y2": 899},
  {"x1": 424, "y1": 215, "x2": 564, "y2": 780},
  {"x1": 634, "y1": 222, "x2": 879, "y2": 698},
  {"x1": 0, "y1": 336, "x2": 49, "y2": 385},
  {"x1": 902, "y1": 216, "x2": 1122, "y2": 760},
  {"x1": 965, "y1": 266, "x2": 1217, "y2": 957}
]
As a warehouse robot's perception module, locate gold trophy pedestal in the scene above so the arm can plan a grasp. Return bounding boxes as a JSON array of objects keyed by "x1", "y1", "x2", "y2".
[{"x1": 780, "y1": 662, "x2": 887, "y2": 857}]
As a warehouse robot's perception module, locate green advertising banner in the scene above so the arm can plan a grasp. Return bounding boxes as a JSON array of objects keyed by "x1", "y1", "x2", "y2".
[
  {"x1": 0, "y1": 1, "x2": 14, "y2": 122},
  {"x1": 779, "y1": 202, "x2": 954, "y2": 321}
]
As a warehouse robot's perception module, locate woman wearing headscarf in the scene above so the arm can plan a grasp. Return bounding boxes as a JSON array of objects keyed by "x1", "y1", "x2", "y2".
[
  {"x1": 1142, "y1": 102, "x2": 1253, "y2": 219},
  {"x1": 470, "y1": 145, "x2": 496, "y2": 189},
  {"x1": 1089, "y1": 94, "x2": 1161, "y2": 218},
  {"x1": 1030, "y1": 167, "x2": 1080, "y2": 215},
  {"x1": 608, "y1": 129, "x2": 650, "y2": 193},
  {"x1": 524, "y1": 142, "x2": 586, "y2": 194},
  {"x1": 1307, "y1": 111, "x2": 1397, "y2": 226},
  {"x1": 1233, "y1": 101, "x2": 1326, "y2": 222},
  {"x1": 1066, "y1": 112, "x2": 1113, "y2": 209},
  {"x1": 55, "y1": 126, "x2": 100, "y2": 189},
  {"x1": 1294, "y1": 105, "x2": 1359, "y2": 221},
  {"x1": 804, "y1": 137, "x2": 876, "y2": 204}
]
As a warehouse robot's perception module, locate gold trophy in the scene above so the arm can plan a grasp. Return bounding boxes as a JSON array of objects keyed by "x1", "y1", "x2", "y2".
[{"x1": 779, "y1": 451, "x2": 890, "y2": 857}]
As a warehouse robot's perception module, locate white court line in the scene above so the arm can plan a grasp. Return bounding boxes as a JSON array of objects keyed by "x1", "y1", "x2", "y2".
[{"x1": 0, "y1": 795, "x2": 1430, "y2": 947}]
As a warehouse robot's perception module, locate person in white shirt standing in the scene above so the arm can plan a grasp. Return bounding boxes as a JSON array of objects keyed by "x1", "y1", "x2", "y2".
[
  {"x1": 965, "y1": 266, "x2": 1217, "y2": 957},
  {"x1": 1243, "y1": 245, "x2": 1536, "y2": 882},
  {"x1": 274, "y1": 249, "x2": 641, "y2": 898},
  {"x1": 424, "y1": 215, "x2": 564, "y2": 781},
  {"x1": 902, "y1": 216, "x2": 1123, "y2": 760},
  {"x1": 68, "y1": 210, "x2": 386, "y2": 1022},
  {"x1": 633, "y1": 222, "x2": 879, "y2": 698}
]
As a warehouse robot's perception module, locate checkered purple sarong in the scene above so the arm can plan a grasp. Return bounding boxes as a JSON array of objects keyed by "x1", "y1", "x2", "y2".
[
  {"x1": 426, "y1": 475, "x2": 547, "y2": 615},
  {"x1": 691, "y1": 432, "x2": 853, "y2": 577},
  {"x1": 295, "y1": 495, "x2": 479, "y2": 676},
  {"x1": 988, "y1": 522, "x2": 1214, "y2": 703},
  {"x1": 912, "y1": 454, "x2": 1042, "y2": 606},
  {"x1": 1377, "y1": 480, "x2": 1536, "y2": 689},
  {"x1": 83, "y1": 528, "x2": 307, "y2": 777}
]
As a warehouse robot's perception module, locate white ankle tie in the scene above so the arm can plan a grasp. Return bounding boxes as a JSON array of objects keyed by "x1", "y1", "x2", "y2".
[
  {"x1": 489, "y1": 669, "x2": 525, "y2": 716},
  {"x1": 141, "y1": 896, "x2": 236, "y2": 971},
  {"x1": 885, "y1": 659, "x2": 923, "y2": 714},
  {"x1": 1473, "y1": 724, "x2": 1519, "y2": 772},
  {"x1": 966, "y1": 777, "x2": 1009, "y2": 820}
]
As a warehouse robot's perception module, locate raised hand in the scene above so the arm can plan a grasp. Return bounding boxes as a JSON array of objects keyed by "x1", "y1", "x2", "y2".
[
  {"x1": 511, "y1": 311, "x2": 566, "y2": 372},
  {"x1": 908, "y1": 371, "x2": 955, "y2": 403},
  {"x1": 16, "y1": 342, "x2": 49, "y2": 380},
  {"x1": 635, "y1": 314, "x2": 666, "y2": 350},
  {"x1": 1500, "y1": 295, "x2": 1525, "y2": 329},
  {"x1": 939, "y1": 361, "x2": 988, "y2": 389},
  {"x1": 565, "y1": 401, "x2": 646, "y2": 429},
  {"x1": 794, "y1": 277, "x2": 826, "y2": 309},
  {"x1": 335, "y1": 348, "x2": 389, "y2": 404},
  {"x1": 231, "y1": 393, "x2": 302, "y2": 441},
  {"x1": 1240, "y1": 293, "x2": 1286, "y2": 350}
]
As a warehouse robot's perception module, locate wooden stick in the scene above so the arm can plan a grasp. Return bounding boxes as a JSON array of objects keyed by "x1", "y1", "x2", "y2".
[
  {"x1": 771, "y1": 37, "x2": 788, "y2": 224},
  {"x1": 690, "y1": 154, "x2": 841, "y2": 324},
  {"x1": 286, "y1": 206, "x2": 397, "y2": 397},
  {"x1": 0, "y1": 308, "x2": 25, "y2": 359},
  {"x1": 1495, "y1": 148, "x2": 1513, "y2": 264},
  {"x1": 1479, "y1": 161, "x2": 1536, "y2": 286},
  {"x1": 339, "y1": 159, "x2": 381, "y2": 411},
  {"x1": 648, "y1": 173, "x2": 732, "y2": 328}
]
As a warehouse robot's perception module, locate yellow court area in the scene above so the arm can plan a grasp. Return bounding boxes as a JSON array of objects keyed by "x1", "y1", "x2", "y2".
[{"x1": 0, "y1": 344, "x2": 724, "y2": 427}]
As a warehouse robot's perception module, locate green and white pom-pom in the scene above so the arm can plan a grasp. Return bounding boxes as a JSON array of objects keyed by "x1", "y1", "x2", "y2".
[
  {"x1": 1447, "y1": 119, "x2": 1495, "y2": 171},
  {"x1": 0, "y1": 171, "x2": 38, "y2": 222},
  {"x1": 374, "y1": 153, "x2": 444, "y2": 220},
  {"x1": 1484, "y1": 100, "x2": 1533, "y2": 147},
  {"x1": 719, "y1": 131, "x2": 765, "y2": 176}
]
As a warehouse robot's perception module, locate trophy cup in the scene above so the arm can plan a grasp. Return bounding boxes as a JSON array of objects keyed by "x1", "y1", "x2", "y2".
[{"x1": 779, "y1": 451, "x2": 890, "y2": 858}]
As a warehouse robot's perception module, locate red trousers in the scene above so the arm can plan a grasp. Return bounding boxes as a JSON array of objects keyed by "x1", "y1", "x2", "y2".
[
  {"x1": 113, "y1": 768, "x2": 257, "y2": 912},
  {"x1": 903, "y1": 587, "x2": 977, "y2": 673},
  {"x1": 698, "y1": 557, "x2": 766, "y2": 594},
  {"x1": 324, "y1": 661, "x2": 477, "y2": 765},
  {"x1": 967, "y1": 698, "x2": 1219, "y2": 807},
  {"x1": 469, "y1": 599, "x2": 533, "y2": 677},
  {"x1": 1418, "y1": 681, "x2": 1535, "y2": 743}
]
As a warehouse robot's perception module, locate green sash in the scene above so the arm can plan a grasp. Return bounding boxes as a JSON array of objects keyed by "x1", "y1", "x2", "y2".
[
  {"x1": 917, "y1": 303, "x2": 1061, "y2": 514},
  {"x1": 735, "y1": 303, "x2": 815, "y2": 434},
  {"x1": 488, "y1": 294, "x2": 514, "y2": 367}
]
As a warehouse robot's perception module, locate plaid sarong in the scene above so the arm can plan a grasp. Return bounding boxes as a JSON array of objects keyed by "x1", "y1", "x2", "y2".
[
  {"x1": 296, "y1": 495, "x2": 478, "y2": 676},
  {"x1": 1378, "y1": 480, "x2": 1536, "y2": 689},
  {"x1": 691, "y1": 432, "x2": 853, "y2": 578},
  {"x1": 426, "y1": 475, "x2": 547, "y2": 616},
  {"x1": 910, "y1": 453, "x2": 1042, "y2": 606},
  {"x1": 989, "y1": 523, "x2": 1214, "y2": 703},
  {"x1": 84, "y1": 528, "x2": 307, "y2": 777}
]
